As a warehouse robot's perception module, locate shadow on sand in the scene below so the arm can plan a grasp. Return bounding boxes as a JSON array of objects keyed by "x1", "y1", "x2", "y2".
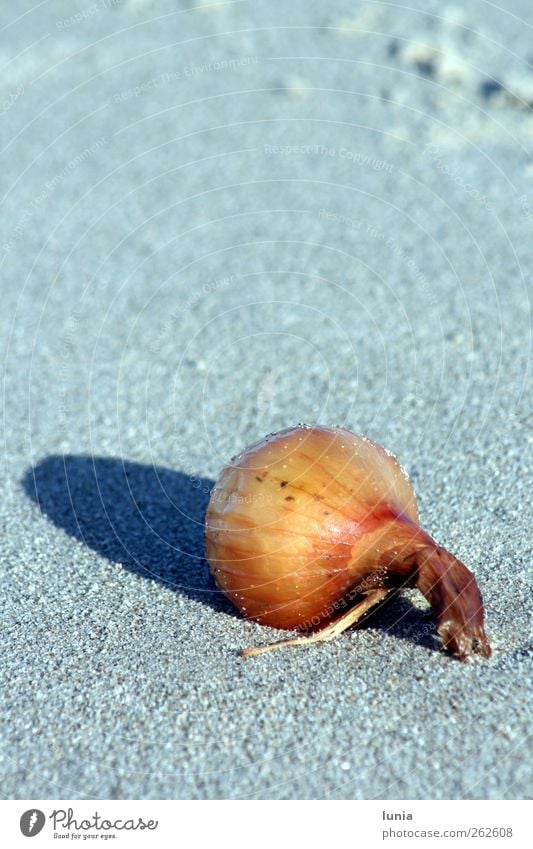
[{"x1": 21, "y1": 454, "x2": 235, "y2": 616}]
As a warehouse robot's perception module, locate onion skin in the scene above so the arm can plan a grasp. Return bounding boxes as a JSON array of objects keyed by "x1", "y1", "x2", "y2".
[{"x1": 204, "y1": 425, "x2": 491, "y2": 660}]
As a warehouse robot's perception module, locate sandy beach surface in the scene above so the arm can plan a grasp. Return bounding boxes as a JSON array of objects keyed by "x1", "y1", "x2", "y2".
[{"x1": 1, "y1": 0, "x2": 531, "y2": 799}]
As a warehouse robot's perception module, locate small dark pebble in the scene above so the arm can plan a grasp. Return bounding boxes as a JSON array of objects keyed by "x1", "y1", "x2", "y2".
[
  {"x1": 415, "y1": 59, "x2": 436, "y2": 78},
  {"x1": 387, "y1": 39, "x2": 400, "y2": 58},
  {"x1": 280, "y1": 480, "x2": 288, "y2": 487},
  {"x1": 479, "y1": 79, "x2": 503, "y2": 99}
]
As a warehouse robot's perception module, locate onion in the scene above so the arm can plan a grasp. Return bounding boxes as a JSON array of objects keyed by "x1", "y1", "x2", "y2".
[{"x1": 205, "y1": 424, "x2": 491, "y2": 660}]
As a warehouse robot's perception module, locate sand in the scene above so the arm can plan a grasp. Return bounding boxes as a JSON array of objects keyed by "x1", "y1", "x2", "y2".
[{"x1": 1, "y1": 0, "x2": 531, "y2": 799}]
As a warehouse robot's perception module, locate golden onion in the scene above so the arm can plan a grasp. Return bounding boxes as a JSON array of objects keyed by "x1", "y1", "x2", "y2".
[{"x1": 205, "y1": 424, "x2": 491, "y2": 660}]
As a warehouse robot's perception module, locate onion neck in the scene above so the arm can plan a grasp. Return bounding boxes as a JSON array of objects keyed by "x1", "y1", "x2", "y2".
[{"x1": 382, "y1": 526, "x2": 491, "y2": 660}]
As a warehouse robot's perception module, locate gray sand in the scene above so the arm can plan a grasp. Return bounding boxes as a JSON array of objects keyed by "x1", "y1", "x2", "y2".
[{"x1": 1, "y1": 0, "x2": 531, "y2": 799}]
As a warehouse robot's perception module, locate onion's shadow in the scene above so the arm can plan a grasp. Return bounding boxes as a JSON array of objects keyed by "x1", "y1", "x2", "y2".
[
  {"x1": 21, "y1": 454, "x2": 235, "y2": 616},
  {"x1": 359, "y1": 590, "x2": 440, "y2": 654}
]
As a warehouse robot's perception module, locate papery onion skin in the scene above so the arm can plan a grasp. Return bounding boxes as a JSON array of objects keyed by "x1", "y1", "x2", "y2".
[{"x1": 204, "y1": 425, "x2": 491, "y2": 660}]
